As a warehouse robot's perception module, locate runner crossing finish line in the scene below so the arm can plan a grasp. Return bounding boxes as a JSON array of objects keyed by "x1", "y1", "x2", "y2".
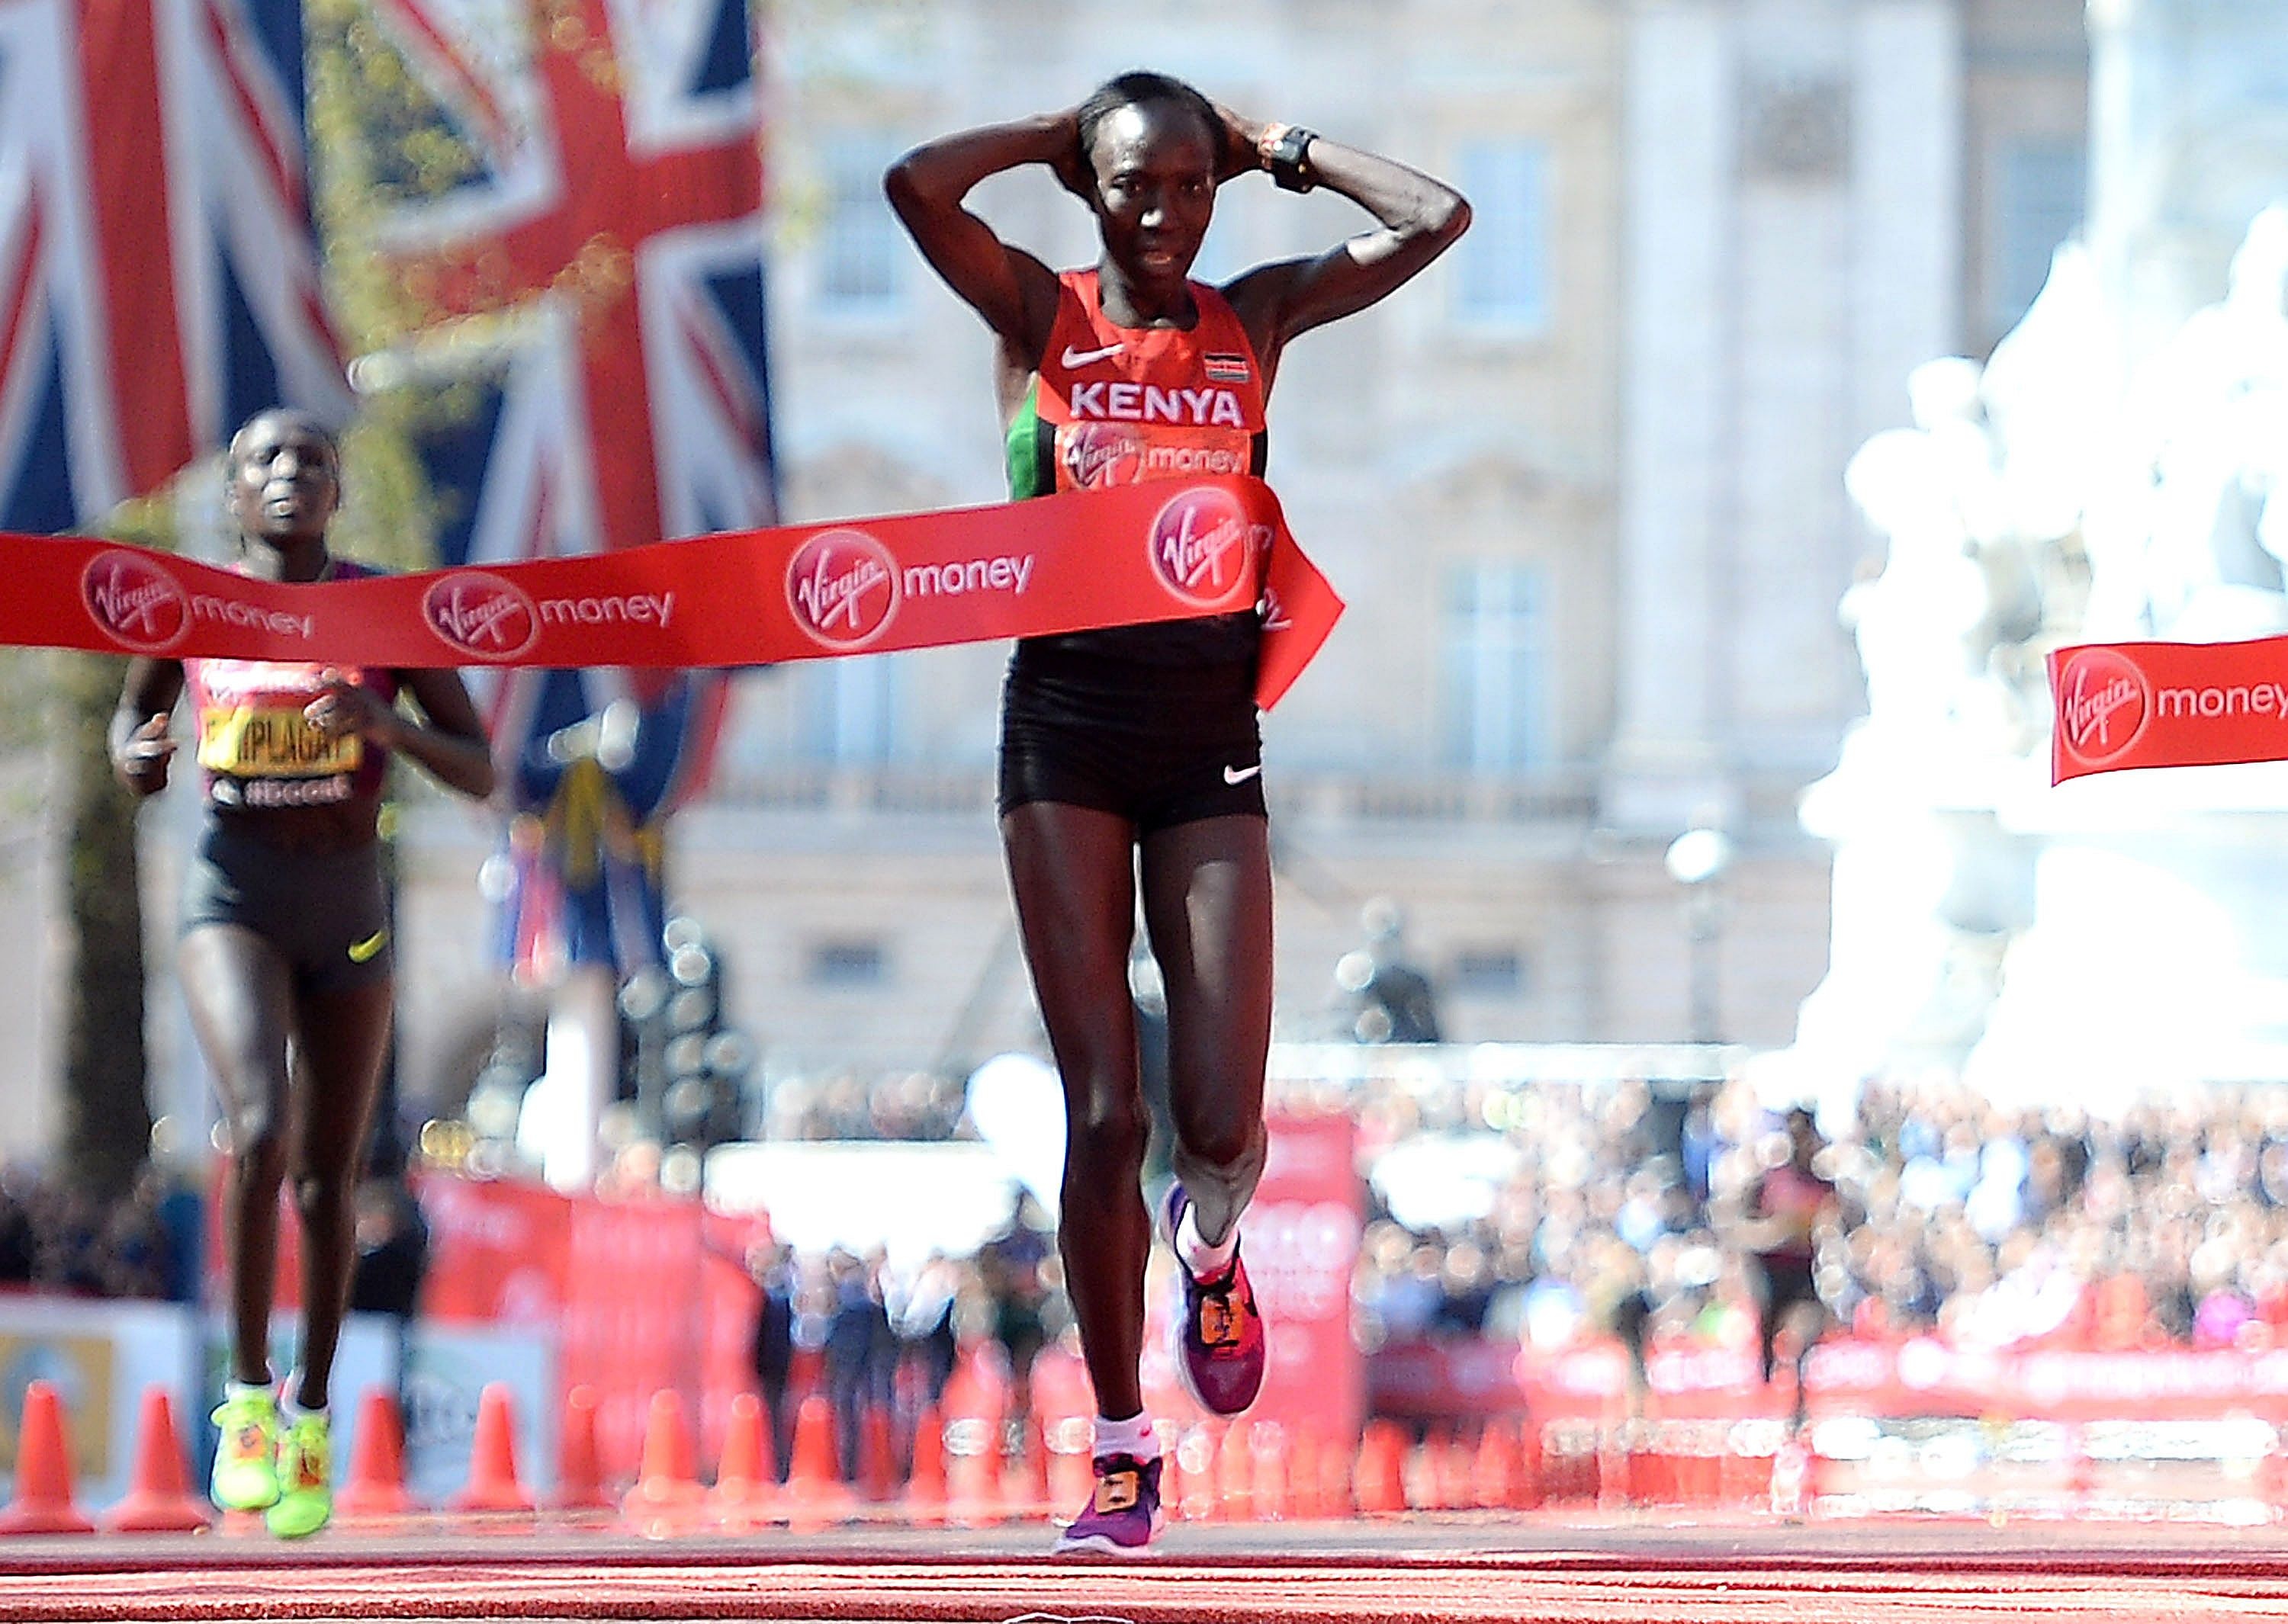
[
  {"x1": 2, "y1": 476, "x2": 1342, "y2": 711},
  {"x1": 2049, "y1": 637, "x2": 2288, "y2": 782}
]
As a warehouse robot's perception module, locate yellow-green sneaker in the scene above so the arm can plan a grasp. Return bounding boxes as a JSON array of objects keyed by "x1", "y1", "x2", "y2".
[
  {"x1": 209, "y1": 1388, "x2": 281, "y2": 1512},
  {"x1": 265, "y1": 1410, "x2": 332, "y2": 1539}
]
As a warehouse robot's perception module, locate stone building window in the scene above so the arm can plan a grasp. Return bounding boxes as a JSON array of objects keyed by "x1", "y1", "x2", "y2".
[
  {"x1": 1988, "y1": 140, "x2": 2084, "y2": 340},
  {"x1": 799, "y1": 654, "x2": 898, "y2": 762},
  {"x1": 1451, "y1": 140, "x2": 1550, "y2": 332},
  {"x1": 1739, "y1": 75, "x2": 1850, "y2": 184},
  {"x1": 1441, "y1": 559, "x2": 1550, "y2": 772},
  {"x1": 818, "y1": 133, "x2": 905, "y2": 313},
  {"x1": 808, "y1": 939, "x2": 886, "y2": 986},
  {"x1": 1451, "y1": 947, "x2": 1525, "y2": 998}
]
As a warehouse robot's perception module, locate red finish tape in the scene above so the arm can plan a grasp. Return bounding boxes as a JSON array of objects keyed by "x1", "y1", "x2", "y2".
[{"x1": 7, "y1": 476, "x2": 1341, "y2": 710}]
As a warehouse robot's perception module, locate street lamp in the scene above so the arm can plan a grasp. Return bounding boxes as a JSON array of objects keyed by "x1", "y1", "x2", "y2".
[{"x1": 1664, "y1": 823, "x2": 1735, "y2": 1045}]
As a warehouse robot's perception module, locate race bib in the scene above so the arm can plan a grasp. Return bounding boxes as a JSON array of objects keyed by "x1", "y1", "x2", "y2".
[{"x1": 197, "y1": 705, "x2": 362, "y2": 778}]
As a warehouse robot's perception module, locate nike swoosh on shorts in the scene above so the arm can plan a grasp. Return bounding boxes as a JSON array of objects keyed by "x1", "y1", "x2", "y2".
[
  {"x1": 1059, "y1": 342, "x2": 1125, "y2": 368},
  {"x1": 1223, "y1": 763, "x2": 1263, "y2": 785},
  {"x1": 348, "y1": 929, "x2": 390, "y2": 964}
]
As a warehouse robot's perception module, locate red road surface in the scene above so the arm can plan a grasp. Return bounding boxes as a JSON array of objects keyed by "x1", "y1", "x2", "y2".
[{"x1": 4, "y1": 1516, "x2": 2288, "y2": 1622}]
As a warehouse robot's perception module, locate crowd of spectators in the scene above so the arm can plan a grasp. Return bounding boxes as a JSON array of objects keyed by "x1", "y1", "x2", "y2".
[
  {"x1": 0, "y1": 1163, "x2": 197, "y2": 1301},
  {"x1": 742, "y1": 1197, "x2": 1068, "y2": 1482},
  {"x1": 760, "y1": 1067, "x2": 970, "y2": 1143},
  {"x1": 1344, "y1": 1067, "x2": 2288, "y2": 1360},
  {"x1": 26, "y1": 1058, "x2": 2288, "y2": 1373},
  {"x1": 0, "y1": 1161, "x2": 431, "y2": 1319}
]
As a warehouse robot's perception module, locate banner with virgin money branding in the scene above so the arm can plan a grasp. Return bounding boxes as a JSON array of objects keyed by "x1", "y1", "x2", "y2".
[
  {"x1": 1139, "y1": 1107, "x2": 1365, "y2": 1443},
  {"x1": 2, "y1": 477, "x2": 1342, "y2": 710},
  {"x1": 1519, "y1": 1333, "x2": 2288, "y2": 1425},
  {"x1": 2050, "y1": 638, "x2": 2288, "y2": 782}
]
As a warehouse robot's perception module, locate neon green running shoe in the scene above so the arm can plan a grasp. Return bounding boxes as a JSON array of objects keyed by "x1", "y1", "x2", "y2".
[
  {"x1": 209, "y1": 1388, "x2": 281, "y2": 1512},
  {"x1": 265, "y1": 1410, "x2": 333, "y2": 1539}
]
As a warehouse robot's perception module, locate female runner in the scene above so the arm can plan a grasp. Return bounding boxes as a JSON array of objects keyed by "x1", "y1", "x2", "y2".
[
  {"x1": 111, "y1": 409, "x2": 495, "y2": 1536},
  {"x1": 889, "y1": 73, "x2": 1467, "y2": 1552}
]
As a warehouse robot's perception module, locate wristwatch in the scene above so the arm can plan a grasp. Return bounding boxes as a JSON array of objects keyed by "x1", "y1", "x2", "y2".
[{"x1": 1257, "y1": 122, "x2": 1318, "y2": 194}]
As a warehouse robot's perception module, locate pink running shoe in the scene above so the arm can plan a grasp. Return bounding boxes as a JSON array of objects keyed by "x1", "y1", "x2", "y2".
[
  {"x1": 1053, "y1": 1452, "x2": 1163, "y2": 1555},
  {"x1": 1159, "y1": 1183, "x2": 1267, "y2": 1417}
]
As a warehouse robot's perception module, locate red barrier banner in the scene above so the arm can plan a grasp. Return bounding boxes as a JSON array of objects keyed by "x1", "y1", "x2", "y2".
[
  {"x1": 2049, "y1": 637, "x2": 2288, "y2": 782},
  {"x1": 2, "y1": 476, "x2": 1339, "y2": 709},
  {"x1": 1140, "y1": 1107, "x2": 1365, "y2": 1440},
  {"x1": 1510, "y1": 1334, "x2": 2288, "y2": 1424}
]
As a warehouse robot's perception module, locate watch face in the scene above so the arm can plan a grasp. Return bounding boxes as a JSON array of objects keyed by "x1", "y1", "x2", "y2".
[{"x1": 1270, "y1": 129, "x2": 1315, "y2": 191}]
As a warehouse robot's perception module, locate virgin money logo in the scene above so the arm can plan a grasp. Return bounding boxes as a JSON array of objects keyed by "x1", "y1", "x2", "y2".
[
  {"x1": 1062, "y1": 422, "x2": 1143, "y2": 488},
  {"x1": 82, "y1": 553, "x2": 190, "y2": 653},
  {"x1": 788, "y1": 528, "x2": 900, "y2": 649},
  {"x1": 2057, "y1": 647, "x2": 2148, "y2": 764},
  {"x1": 423, "y1": 573, "x2": 538, "y2": 660},
  {"x1": 1149, "y1": 487, "x2": 1262, "y2": 608}
]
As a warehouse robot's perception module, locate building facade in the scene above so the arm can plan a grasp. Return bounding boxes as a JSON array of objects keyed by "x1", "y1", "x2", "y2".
[
  {"x1": 376, "y1": 0, "x2": 2097, "y2": 1121},
  {"x1": 0, "y1": 1, "x2": 2097, "y2": 1165}
]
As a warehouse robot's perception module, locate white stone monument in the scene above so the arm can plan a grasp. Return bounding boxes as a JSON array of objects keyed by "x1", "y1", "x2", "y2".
[{"x1": 1795, "y1": 0, "x2": 2288, "y2": 1105}]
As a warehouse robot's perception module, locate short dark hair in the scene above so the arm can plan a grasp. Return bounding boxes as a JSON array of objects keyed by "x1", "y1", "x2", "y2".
[
  {"x1": 228, "y1": 407, "x2": 339, "y2": 466},
  {"x1": 1075, "y1": 71, "x2": 1227, "y2": 177}
]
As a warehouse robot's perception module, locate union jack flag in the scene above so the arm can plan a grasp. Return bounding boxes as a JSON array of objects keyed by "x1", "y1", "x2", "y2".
[
  {"x1": 0, "y1": 0, "x2": 348, "y2": 531},
  {"x1": 362, "y1": 0, "x2": 775, "y2": 974}
]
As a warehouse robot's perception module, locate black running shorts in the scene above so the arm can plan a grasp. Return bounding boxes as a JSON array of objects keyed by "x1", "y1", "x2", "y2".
[
  {"x1": 998, "y1": 644, "x2": 1267, "y2": 833},
  {"x1": 181, "y1": 819, "x2": 394, "y2": 993}
]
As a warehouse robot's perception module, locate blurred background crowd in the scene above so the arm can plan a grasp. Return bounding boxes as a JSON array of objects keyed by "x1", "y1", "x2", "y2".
[
  {"x1": 21, "y1": 1064, "x2": 2288, "y2": 1372},
  {"x1": 1345, "y1": 1071, "x2": 2288, "y2": 1363}
]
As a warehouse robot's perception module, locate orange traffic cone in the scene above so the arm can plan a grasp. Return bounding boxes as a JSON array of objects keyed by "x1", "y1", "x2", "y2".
[
  {"x1": 0, "y1": 1381, "x2": 93, "y2": 1534},
  {"x1": 553, "y1": 1385, "x2": 610, "y2": 1512},
  {"x1": 1014, "y1": 1414, "x2": 1051, "y2": 1513},
  {"x1": 334, "y1": 1388, "x2": 414, "y2": 1518},
  {"x1": 782, "y1": 1395, "x2": 851, "y2": 1528},
  {"x1": 1250, "y1": 1423, "x2": 1290, "y2": 1521},
  {"x1": 902, "y1": 1404, "x2": 946, "y2": 1525},
  {"x1": 622, "y1": 1388, "x2": 705, "y2": 1537},
  {"x1": 947, "y1": 1411, "x2": 1002, "y2": 1528},
  {"x1": 1352, "y1": 1420, "x2": 1407, "y2": 1515},
  {"x1": 1436, "y1": 1424, "x2": 1477, "y2": 1510},
  {"x1": 1174, "y1": 1423, "x2": 1217, "y2": 1523},
  {"x1": 1515, "y1": 1416, "x2": 1545, "y2": 1510},
  {"x1": 1317, "y1": 1427, "x2": 1356, "y2": 1518},
  {"x1": 1285, "y1": 1426, "x2": 1323, "y2": 1520},
  {"x1": 710, "y1": 1393, "x2": 777, "y2": 1529},
  {"x1": 1473, "y1": 1417, "x2": 1523, "y2": 1510},
  {"x1": 100, "y1": 1387, "x2": 210, "y2": 1533},
  {"x1": 449, "y1": 1383, "x2": 533, "y2": 1513},
  {"x1": 1213, "y1": 1422, "x2": 1252, "y2": 1522},
  {"x1": 857, "y1": 1406, "x2": 898, "y2": 1504}
]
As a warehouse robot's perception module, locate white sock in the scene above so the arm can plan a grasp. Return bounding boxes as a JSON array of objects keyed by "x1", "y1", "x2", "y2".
[
  {"x1": 1176, "y1": 1203, "x2": 1239, "y2": 1279},
  {"x1": 226, "y1": 1378, "x2": 275, "y2": 1404},
  {"x1": 280, "y1": 1374, "x2": 326, "y2": 1420},
  {"x1": 1091, "y1": 1411, "x2": 1155, "y2": 1462}
]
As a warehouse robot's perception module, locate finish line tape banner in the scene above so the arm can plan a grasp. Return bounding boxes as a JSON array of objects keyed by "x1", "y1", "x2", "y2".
[
  {"x1": 0, "y1": 477, "x2": 1342, "y2": 711},
  {"x1": 2049, "y1": 637, "x2": 2288, "y2": 782}
]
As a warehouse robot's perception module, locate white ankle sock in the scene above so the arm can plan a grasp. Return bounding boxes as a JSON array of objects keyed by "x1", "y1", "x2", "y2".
[
  {"x1": 1176, "y1": 1203, "x2": 1239, "y2": 1279},
  {"x1": 1091, "y1": 1411, "x2": 1155, "y2": 1462}
]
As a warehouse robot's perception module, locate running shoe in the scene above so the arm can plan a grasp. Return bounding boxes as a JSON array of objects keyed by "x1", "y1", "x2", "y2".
[
  {"x1": 265, "y1": 1409, "x2": 333, "y2": 1539},
  {"x1": 208, "y1": 1388, "x2": 281, "y2": 1513},
  {"x1": 1052, "y1": 1452, "x2": 1163, "y2": 1555},
  {"x1": 1159, "y1": 1183, "x2": 1267, "y2": 1417}
]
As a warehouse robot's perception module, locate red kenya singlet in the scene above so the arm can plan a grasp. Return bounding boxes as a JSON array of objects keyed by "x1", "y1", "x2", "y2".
[
  {"x1": 183, "y1": 565, "x2": 397, "y2": 812},
  {"x1": 1007, "y1": 270, "x2": 1268, "y2": 664}
]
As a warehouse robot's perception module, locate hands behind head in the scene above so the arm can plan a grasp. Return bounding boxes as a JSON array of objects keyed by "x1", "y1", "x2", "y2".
[
  {"x1": 1048, "y1": 108, "x2": 1094, "y2": 202},
  {"x1": 1210, "y1": 103, "x2": 1263, "y2": 185}
]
